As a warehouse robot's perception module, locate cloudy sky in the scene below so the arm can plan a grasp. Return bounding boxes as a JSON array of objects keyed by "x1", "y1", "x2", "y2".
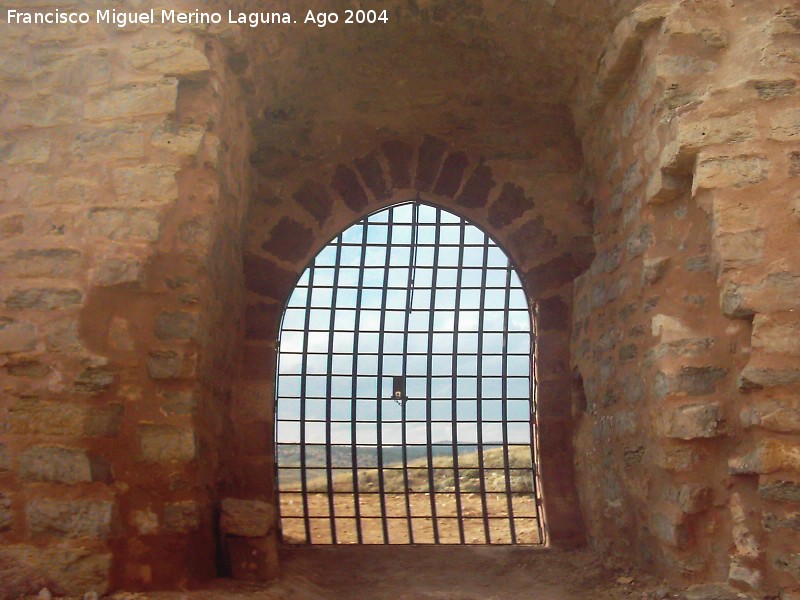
[{"x1": 276, "y1": 203, "x2": 533, "y2": 448}]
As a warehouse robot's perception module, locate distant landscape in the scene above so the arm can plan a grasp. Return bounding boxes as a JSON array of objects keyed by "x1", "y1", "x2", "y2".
[
  {"x1": 278, "y1": 445, "x2": 541, "y2": 544},
  {"x1": 276, "y1": 442, "x2": 521, "y2": 485}
]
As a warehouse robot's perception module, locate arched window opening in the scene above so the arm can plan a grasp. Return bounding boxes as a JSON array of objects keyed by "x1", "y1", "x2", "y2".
[{"x1": 275, "y1": 201, "x2": 543, "y2": 545}]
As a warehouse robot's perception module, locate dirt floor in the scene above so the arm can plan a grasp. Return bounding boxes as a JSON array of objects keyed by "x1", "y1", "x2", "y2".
[
  {"x1": 280, "y1": 492, "x2": 541, "y2": 544},
  {"x1": 28, "y1": 545, "x2": 681, "y2": 600}
]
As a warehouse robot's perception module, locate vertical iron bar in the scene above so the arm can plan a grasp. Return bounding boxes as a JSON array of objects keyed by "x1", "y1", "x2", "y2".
[
  {"x1": 399, "y1": 202, "x2": 417, "y2": 543},
  {"x1": 373, "y1": 208, "x2": 394, "y2": 543},
  {"x1": 450, "y1": 219, "x2": 466, "y2": 544},
  {"x1": 299, "y1": 262, "x2": 317, "y2": 543},
  {"x1": 323, "y1": 235, "x2": 343, "y2": 543},
  {"x1": 501, "y1": 266, "x2": 517, "y2": 543},
  {"x1": 349, "y1": 221, "x2": 369, "y2": 544},
  {"x1": 475, "y1": 232, "x2": 491, "y2": 543},
  {"x1": 425, "y1": 207, "x2": 441, "y2": 544}
]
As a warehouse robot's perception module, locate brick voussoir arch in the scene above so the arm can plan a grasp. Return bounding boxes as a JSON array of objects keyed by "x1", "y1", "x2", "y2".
[{"x1": 242, "y1": 135, "x2": 590, "y2": 547}]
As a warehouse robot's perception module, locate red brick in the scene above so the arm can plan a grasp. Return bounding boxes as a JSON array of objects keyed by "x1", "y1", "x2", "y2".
[
  {"x1": 381, "y1": 140, "x2": 413, "y2": 188},
  {"x1": 292, "y1": 181, "x2": 333, "y2": 225},
  {"x1": 354, "y1": 152, "x2": 389, "y2": 200},
  {"x1": 415, "y1": 135, "x2": 448, "y2": 192},
  {"x1": 331, "y1": 164, "x2": 369, "y2": 212},
  {"x1": 455, "y1": 163, "x2": 496, "y2": 208},
  {"x1": 261, "y1": 217, "x2": 313, "y2": 263},
  {"x1": 489, "y1": 182, "x2": 534, "y2": 229},
  {"x1": 433, "y1": 151, "x2": 469, "y2": 197}
]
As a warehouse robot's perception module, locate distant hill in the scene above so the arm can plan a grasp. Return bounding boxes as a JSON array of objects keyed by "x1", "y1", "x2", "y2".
[{"x1": 277, "y1": 444, "x2": 535, "y2": 494}]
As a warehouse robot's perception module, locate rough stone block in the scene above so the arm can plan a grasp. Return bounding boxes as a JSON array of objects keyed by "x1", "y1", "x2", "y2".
[
  {"x1": 5, "y1": 248, "x2": 81, "y2": 279},
  {"x1": 728, "y1": 559, "x2": 762, "y2": 590},
  {"x1": 659, "y1": 402, "x2": 722, "y2": 439},
  {"x1": 712, "y1": 194, "x2": 760, "y2": 234},
  {"x1": 740, "y1": 272, "x2": 800, "y2": 313},
  {"x1": 719, "y1": 282, "x2": 754, "y2": 319},
  {"x1": 763, "y1": 510, "x2": 800, "y2": 531},
  {"x1": 1, "y1": 93, "x2": 83, "y2": 129},
  {"x1": 770, "y1": 108, "x2": 800, "y2": 141},
  {"x1": 0, "y1": 544, "x2": 111, "y2": 596},
  {"x1": 163, "y1": 501, "x2": 200, "y2": 533},
  {"x1": 693, "y1": 154, "x2": 769, "y2": 194},
  {"x1": 715, "y1": 230, "x2": 766, "y2": 270},
  {"x1": 220, "y1": 499, "x2": 275, "y2": 537},
  {"x1": 138, "y1": 424, "x2": 195, "y2": 463},
  {"x1": 752, "y1": 314, "x2": 800, "y2": 355},
  {"x1": 654, "y1": 366, "x2": 726, "y2": 398},
  {"x1": 668, "y1": 15, "x2": 728, "y2": 47},
  {"x1": 71, "y1": 125, "x2": 145, "y2": 160},
  {"x1": 0, "y1": 137, "x2": 50, "y2": 165},
  {"x1": 74, "y1": 367, "x2": 115, "y2": 394},
  {"x1": 113, "y1": 165, "x2": 178, "y2": 205},
  {"x1": 18, "y1": 446, "x2": 92, "y2": 484},
  {"x1": 739, "y1": 364, "x2": 800, "y2": 389},
  {"x1": 759, "y1": 480, "x2": 800, "y2": 504},
  {"x1": 150, "y1": 122, "x2": 205, "y2": 156},
  {"x1": 88, "y1": 207, "x2": 161, "y2": 242},
  {"x1": 154, "y1": 311, "x2": 198, "y2": 341},
  {"x1": 651, "y1": 314, "x2": 699, "y2": 342},
  {"x1": 0, "y1": 318, "x2": 37, "y2": 353},
  {"x1": 651, "y1": 444, "x2": 699, "y2": 472},
  {"x1": 128, "y1": 37, "x2": 209, "y2": 77},
  {"x1": 146, "y1": 349, "x2": 197, "y2": 380},
  {"x1": 89, "y1": 207, "x2": 161, "y2": 242},
  {"x1": 85, "y1": 80, "x2": 178, "y2": 122},
  {"x1": 741, "y1": 401, "x2": 800, "y2": 433},
  {"x1": 684, "y1": 582, "x2": 741, "y2": 600},
  {"x1": 158, "y1": 388, "x2": 197, "y2": 416},
  {"x1": 5, "y1": 400, "x2": 85, "y2": 436},
  {"x1": 27, "y1": 500, "x2": 115, "y2": 539},
  {"x1": 90, "y1": 256, "x2": 144, "y2": 288},
  {"x1": 729, "y1": 440, "x2": 800, "y2": 475},
  {"x1": 25, "y1": 175, "x2": 97, "y2": 207},
  {"x1": 752, "y1": 78, "x2": 797, "y2": 99},
  {"x1": 676, "y1": 111, "x2": 758, "y2": 154},
  {"x1": 5, "y1": 288, "x2": 82, "y2": 310}
]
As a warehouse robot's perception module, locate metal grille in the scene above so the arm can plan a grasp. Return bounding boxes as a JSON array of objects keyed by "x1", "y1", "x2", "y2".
[{"x1": 275, "y1": 201, "x2": 543, "y2": 545}]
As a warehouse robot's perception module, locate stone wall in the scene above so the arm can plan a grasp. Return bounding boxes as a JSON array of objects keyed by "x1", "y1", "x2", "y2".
[
  {"x1": 0, "y1": 1, "x2": 255, "y2": 594},
  {"x1": 572, "y1": 1, "x2": 800, "y2": 595},
  {"x1": 1, "y1": 0, "x2": 798, "y2": 596}
]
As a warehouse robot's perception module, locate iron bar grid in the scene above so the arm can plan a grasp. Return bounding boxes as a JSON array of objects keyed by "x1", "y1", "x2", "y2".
[{"x1": 275, "y1": 201, "x2": 542, "y2": 545}]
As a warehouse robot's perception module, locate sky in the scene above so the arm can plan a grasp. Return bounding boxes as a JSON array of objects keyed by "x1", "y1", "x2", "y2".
[{"x1": 276, "y1": 202, "x2": 533, "y2": 448}]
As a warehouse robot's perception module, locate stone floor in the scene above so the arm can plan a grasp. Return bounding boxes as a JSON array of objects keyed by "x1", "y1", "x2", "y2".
[{"x1": 24, "y1": 546, "x2": 696, "y2": 600}]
